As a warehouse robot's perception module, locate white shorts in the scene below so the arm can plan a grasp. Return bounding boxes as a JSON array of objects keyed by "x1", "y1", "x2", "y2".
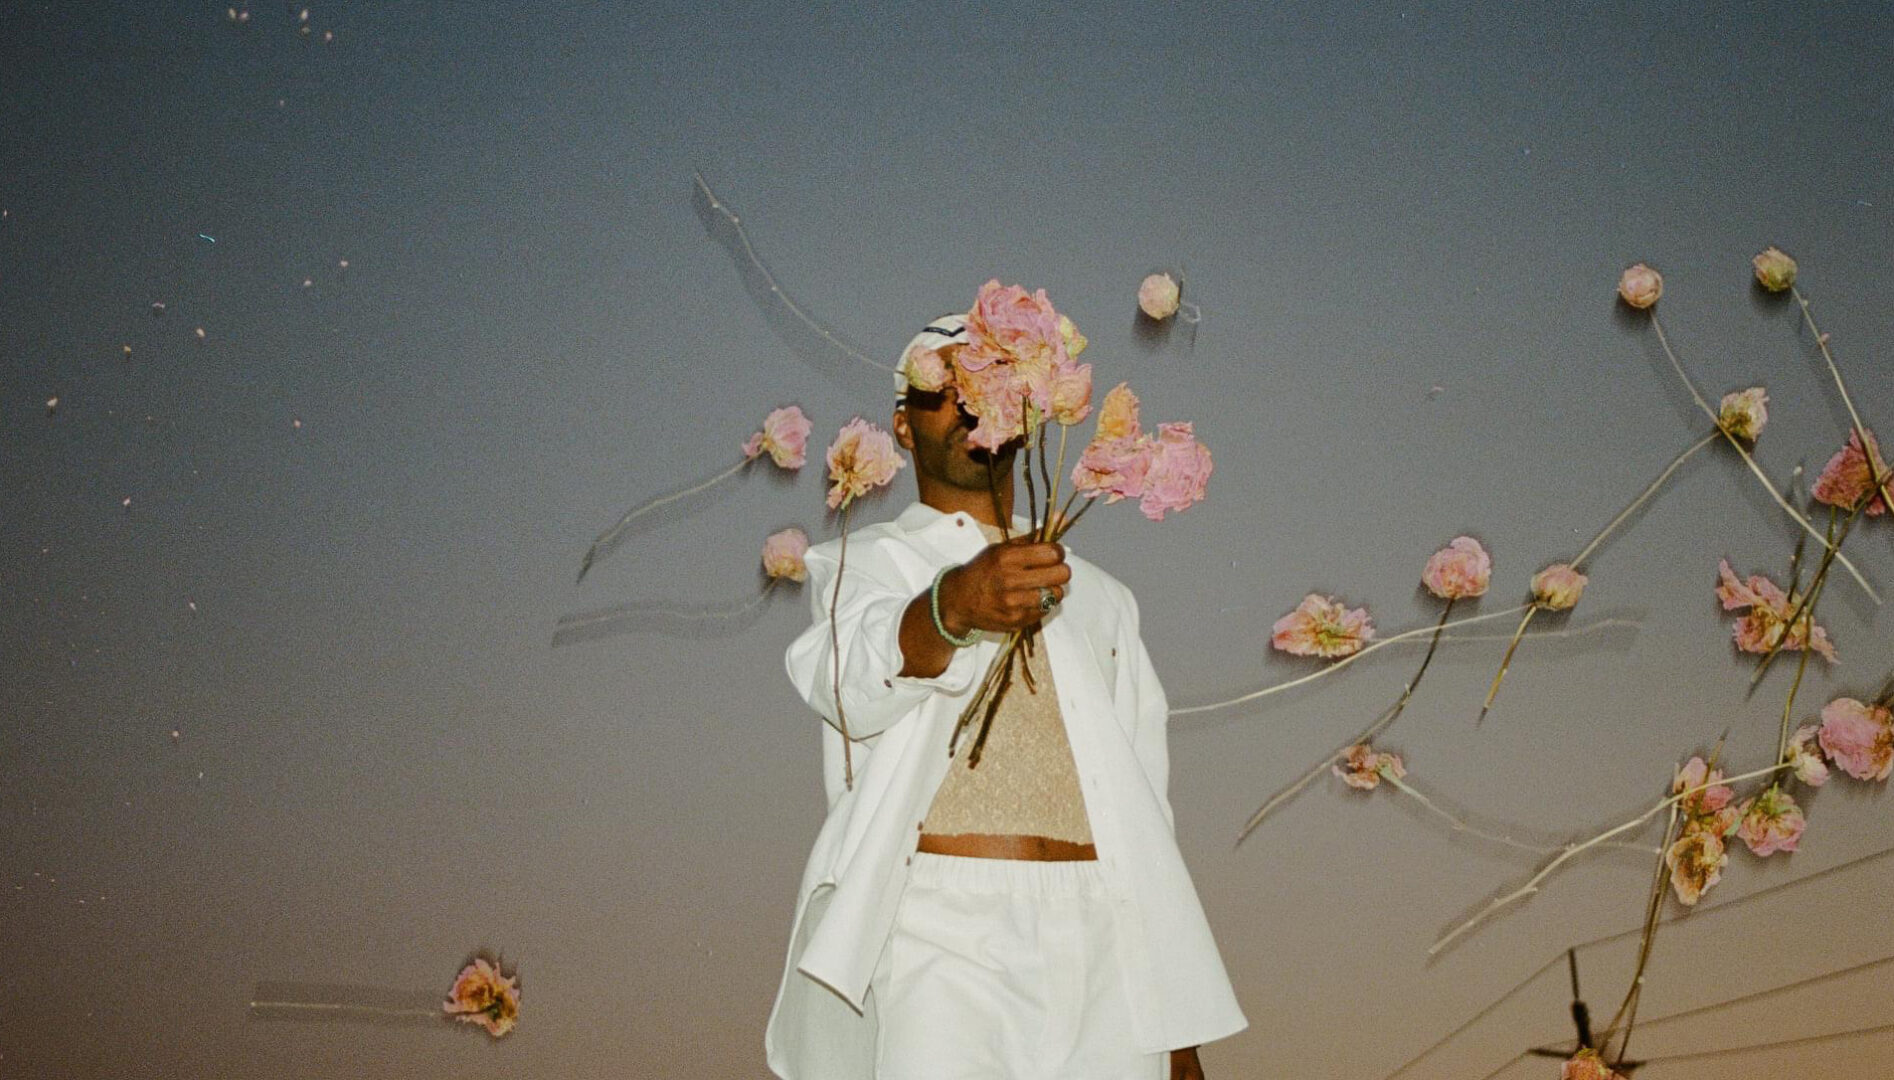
[{"x1": 870, "y1": 852, "x2": 1167, "y2": 1080}]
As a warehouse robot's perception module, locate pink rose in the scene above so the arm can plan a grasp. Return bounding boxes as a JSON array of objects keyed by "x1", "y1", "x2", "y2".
[
  {"x1": 1071, "y1": 435, "x2": 1151, "y2": 504},
  {"x1": 1673, "y1": 755, "x2": 1735, "y2": 818},
  {"x1": 1048, "y1": 362, "x2": 1094, "y2": 426},
  {"x1": 960, "y1": 278, "x2": 1066, "y2": 375},
  {"x1": 953, "y1": 360, "x2": 1030, "y2": 452},
  {"x1": 1811, "y1": 429, "x2": 1889, "y2": 515},
  {"x1": 901, "y1": 345, "x2": 954, "y2": 394},
  {"x1": 1735, "y1": 786, "x2": 1805, "y2": 856},
  {"x1": 1333, "y1": 743, "x2": 1404, "y2": 790},
  {"x1": 1787, "y1": 724, "x2": 1830, "y2": 787},
  {"x1": 1093, "y1": 382, "x2": 1142, "y2": 442},
  {"x1": 1665, "y1": 828, "x2": 1728, "y2": 905},
  {"x1": 1530, "y1": 563, "x2": 1587, "y2": 610},
  {"x1": 824, "y1": 418, "x2": 905, "y2": 509},
  {"x1": 1137, "y1": 421, "x2": 1212, "y2": 521},
  {"x1": 1271, "y1": 594, "x2": 1375, "y2": 659},
  {"x1": 742, "y1": 405, "x2": 813, "y2": 469},
  {"x1": 1818, "y1": 697, "x2": 1894, "y2": 782},
  {"x1": 1715, "y1": 559, "x2": 1837, "y2": 662},
  {"x1": 1137, "y1": 272, "x2": 1181, "y2": 320},
  {"x1": 1421, "y1": 536, "x2": 1491, "y2": 600},
  {"x1": 1752, "y1": 246, "x2": 1797, "y2": 292},
  {"x1": 1717, "y1": 387, "x2": 1769, "y2": 442},
  {"x1": 761, "y1": 527, "x2": 809, "y2": 582},
  {"x1": 1617, "y1": 263, "x2": 1662, "y2": 309}
]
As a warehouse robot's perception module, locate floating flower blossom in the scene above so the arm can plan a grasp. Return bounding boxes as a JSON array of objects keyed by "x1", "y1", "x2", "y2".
[
  {"x1": 960, "y1": 279, "x2": 1067, "y2": 376},
  {"x1": 1071, "y1": 434, "x2": 1151, "y2": 504},
  {"x1": 1048, "y1": 363, "x2": 1094, "y2": 425},
  {"x1": 1714, "y1": 559, "x2": 1838, "y2": 661},
  {"x1": 1717, "y1": 387, "x2": 1769, "y2": 442},
  {"x1": 1735, "y1": 785, "x2": 1805, "y2": 856},
  {"x1": 1530, "y1": 563, "x2": 1587, "y2": 610},
  {"x1": 742, "y1": 405, "x2": 813, "y2": 469},
  {"x1": 1665, "y1": 828, "x2": 1728, "y2": 905},
  {"x1": 1562, "y1": 1049, "x2": 1629, "y2": 1080},
  {"x1": 761, "y1": 527, "x2": 809, "y2": 582},
  {"x1": 1137, "y1": 422, "x2": 1213, "y2": 521},
  {"x1": 1333, "y1": 743, "x2": 1405, "y2": 790},
  {"x1": 824, "y1": 418, "x2": 905, "y2": 509},
  {"x1": 1094, "y1": 382, "x2": 1141, "y2": 442},
  {"x1": 1752, "y1": 246, "x2": 1797, "y2": 292},
  {"x1": 1271, "y1": 594, "x2": 1375, "y2": 659},
  {"x1": 1812, "y1": 429, "x2": 1889, "y2": 516},
  {"x1": 1616, "y1": 263, "x2": 1662, "y2": 309},
  {"x1": 1787, "y1": 724, "x2": 1830, "y2": 787},
  {"x1": 1673, "y1": 755, "x2": 1735, "y2": 822},
  {"x1": 1138, "y1": 272, "x2": 1182, "y2": 320},
  {"x1": 1818, "y1": 697, "x2": 1893, "y2": 782},
  {"x1": 443, "y1": 957, "x2": 520, "y2": 1037},
  {"x1": 1422, "y1": 536, "x2": 1491, "y2": 600}
]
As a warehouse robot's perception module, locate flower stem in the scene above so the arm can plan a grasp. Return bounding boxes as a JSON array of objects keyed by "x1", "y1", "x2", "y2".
[
  {"x1": 1175, "y1": 604, "x2": 1531, "y2": 718},
  {"x1": 1477, "y1": 604, "x2": 1539, "y2": 724},
  {"x1": 1574, "y1": 431, "x2": 1720, "y2": 568},
  {"x1": 1793, "y1": 285, "x2": 1892, "y2": 512},
  {"x1": 1428, "y1": 763, "x2": 1791, "y2": 955},
  {"x1": 1650, "y1": 314, "x2": 1879, "y2": 602},
  {"x1": 579, "y1": 456, "x2": 754, "y2": 582},
  {"x1": 1752, "y1": 503, "x2": 1854, "y2": 690},
  {"x1": 1236, "y1": 601, "x2": 1454, "y2": 845},
  {"x1": 1380, "y1": 773, "x2": 1656, "y2": 855},
  {"x1": 1598, "y1": 803, "x2": 1682, "y2": 1065}
]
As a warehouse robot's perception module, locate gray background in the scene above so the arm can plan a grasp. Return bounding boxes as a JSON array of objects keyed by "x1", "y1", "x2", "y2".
[{"x1": 3, "y1": 2, "x2": 1891, "y2": 1077}]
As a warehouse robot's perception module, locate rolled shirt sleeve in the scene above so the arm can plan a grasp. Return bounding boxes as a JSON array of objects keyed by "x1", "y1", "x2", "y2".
[{"x1": 786, "y1": 536, "x2": 985, "y2": 742}]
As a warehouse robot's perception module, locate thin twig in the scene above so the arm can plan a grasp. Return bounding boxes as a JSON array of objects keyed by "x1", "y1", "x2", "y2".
[
  {"x1": 579, "y1": 456, "x2": 753, "y2": 582},
  {"x1": 1381, "y1": 773, "x2": 1660, "y2": 856},
  {"x1": 1794, "y1": 285, "x2": 1892, "y2": 511},
  {"x1": 1173, "y1": 605, "x2": 1531, "y2": 718},
  {"x1": 1649, "y1": 314, "x2": 1878, "y2": 601},
  {"x1": 691, "y1": 172, "x2": 893, "y2": 374},
  {"x1": 1429, "y1": 764, "x2": 1791, "y2": 956},
  {"x1": 1236, "y1": 602, "x2": 1455, "y2": 844}
]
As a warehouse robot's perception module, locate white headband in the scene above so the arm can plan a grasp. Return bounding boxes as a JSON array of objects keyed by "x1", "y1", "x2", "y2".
[{"x1": 894, "y1": 313, "x2": 968, "y2": 401}]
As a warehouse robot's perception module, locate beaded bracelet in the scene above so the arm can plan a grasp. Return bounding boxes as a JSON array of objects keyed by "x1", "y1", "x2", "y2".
[{"x1": 930, "y1": 566, "x2": 980, "y2": 648}]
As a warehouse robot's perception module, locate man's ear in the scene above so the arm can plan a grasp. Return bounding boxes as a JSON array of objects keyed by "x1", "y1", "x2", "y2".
[{"x1": 891, "y1": 406, "x2": 914, "y2": 450}]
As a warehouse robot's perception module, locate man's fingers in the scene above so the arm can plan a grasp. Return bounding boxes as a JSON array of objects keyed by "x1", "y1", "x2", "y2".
[{"x1": 998, "y1": 540, "x2": 1065, "y2": 569}]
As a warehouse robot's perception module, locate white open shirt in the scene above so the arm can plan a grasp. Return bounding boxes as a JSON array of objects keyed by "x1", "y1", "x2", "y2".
[{"x1": 766, "y1": 500, "x2": 1247, "y2": 1079}]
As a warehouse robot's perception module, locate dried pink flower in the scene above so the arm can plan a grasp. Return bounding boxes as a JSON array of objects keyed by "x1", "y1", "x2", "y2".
[
  {"x1": 901, "y1": 344, "x2": 954, "y2": 394},
  {"x1": 1071, "y1": 434, "x2": 1151, "y2": 504},
  {"x1": 1673, "y1": 756, "x2": 1735, "y2": 819},
  {"x1": 1138, "y1": 272, "x2": 1182, "y2": 320},
  {"x1": 954, "y1": 360, "x2": 1029, "y2": 452},
  {"x1": 1735, "y1": 785, "x2": 1805, "y2": 856},
  {"x1": 1562, "y1": 1049, "x2": 1628, "y2": 1080},
  {"x1": 1665, "y1": 828, "x2": 1728, "y2": 905},
  {"x1": 1421, "y1": 536, "x2": 1492, "y2": 600},
  {"x1": 1812, "y1": 429, "x2": 1889, "y2": 516},
  {"x1": 1787, "y1": 724, "x2": 1830, "y2": 787},
  {"x1": 1271, "y1": 594, "x2": 1376, "y2": 659},
  {"x1": 1818, "y1": 697, "x2": 1894, "y2": 782},
  {"x1": 1617, "y1": 263, "x2": 1662, "y2": 309},
  {"x1": 1717, "y1": 387, "x2": 1769, "y2": 442},
  {"x1": 1333, "y1": 743, "x2": 1405, "y2": 790},
  {"x1": 1057, "y1": 313, "x2": 1088, "y2": 358},
  {"x1": 1048, "y1": 362, "x2": 1094, "y2": 426},
  {"x1": 761, "y1": 527, "x2": 809, "y2": 582},
  {"x1": 824, "y1": 418, "x2": 905, "y2": 510},
  {"x1": 443, "y1": 957, "x2": 521, "y2": 1037},
  {"x1": 742, "y1": 405, "x2": 813, "y2": 469},
  {"x1": 1137, "y1": 421, "x2": 1213, "y2": 521},
  {"x1": 1093, "y1": 382, "x2": 1141, "y2": 442},
  {"x1": 1715, "y1": 559, "x2": 1838, "y2": 662},
  {"x1": 1751, "y1": 246, "x2": 1797, "y2": 292},
  {"x1": 960, "y1": 278, "x2": 1066, "y2": 377},
  {"x1": 1530, "y1": 563, "x2": 1587, "y2": 610}
]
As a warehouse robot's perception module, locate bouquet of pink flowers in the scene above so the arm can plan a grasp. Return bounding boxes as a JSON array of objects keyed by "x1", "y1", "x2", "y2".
[{"x1": 908, "y1": 280, "x2": 1213, "y2": 762}]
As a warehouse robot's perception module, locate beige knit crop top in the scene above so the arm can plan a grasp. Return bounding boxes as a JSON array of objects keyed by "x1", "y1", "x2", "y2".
[{"x1": 920, "y1": 521, "x2": 1094, "y2": 845}]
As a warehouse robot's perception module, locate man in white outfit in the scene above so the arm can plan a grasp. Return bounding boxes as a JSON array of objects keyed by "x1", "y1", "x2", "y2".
[{"x1": 766, "y1": 315, "x2": 1246, "y2": 1080}]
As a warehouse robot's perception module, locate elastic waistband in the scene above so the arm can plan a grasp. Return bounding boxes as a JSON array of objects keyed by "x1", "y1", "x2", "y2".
[{"x1": 908, "y1": 851, "x2": 1113, "y2": 898}]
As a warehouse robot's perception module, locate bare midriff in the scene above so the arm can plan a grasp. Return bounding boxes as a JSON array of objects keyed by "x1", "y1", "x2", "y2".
[{"x1": 916, "y1": 832, "x2": 1098, "y2": 861}]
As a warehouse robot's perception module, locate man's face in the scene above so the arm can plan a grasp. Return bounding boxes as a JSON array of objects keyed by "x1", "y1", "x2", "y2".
[{"x1": 893, "y1": 353, "x2": 1019, "y2": 492}]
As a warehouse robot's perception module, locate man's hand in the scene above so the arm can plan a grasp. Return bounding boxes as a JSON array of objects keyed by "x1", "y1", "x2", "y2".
[
  {"x1": 936, "y1": 537, "x2": 1071, "y2": 636},
  {"x1": 896, "y1": 537, "x2": 1070, "y2": 679},
  {"x1": 1170, "y1": 1045, "x2": 1205, "y2": 1080}
]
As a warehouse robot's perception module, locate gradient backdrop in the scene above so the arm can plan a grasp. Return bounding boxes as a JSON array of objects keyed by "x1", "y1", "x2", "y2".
[{"x1": 4, "y1": 2, "x2": 1892, "y2": 1077}]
